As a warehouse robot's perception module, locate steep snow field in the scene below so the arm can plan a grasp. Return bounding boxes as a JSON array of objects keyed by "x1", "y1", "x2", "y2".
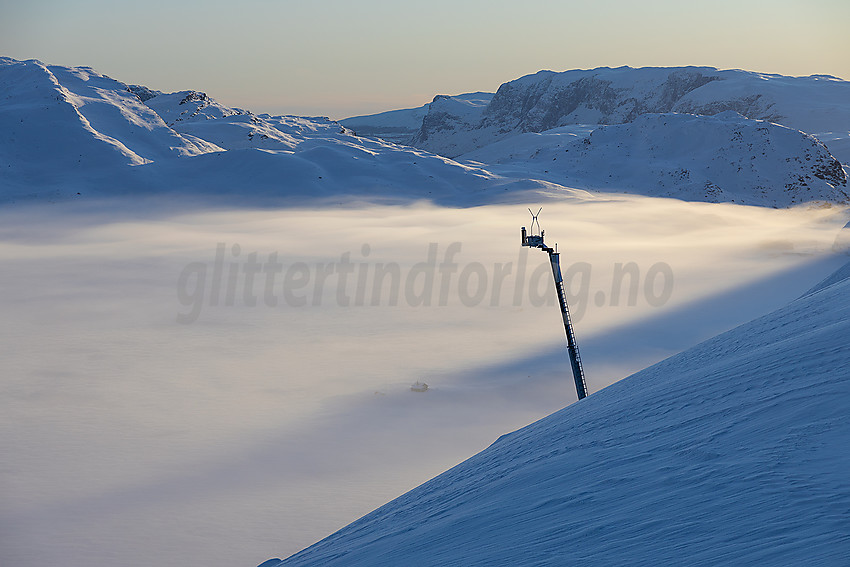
[{"x1": 281, "y1": 254, "x2": 850, "y2": 567}]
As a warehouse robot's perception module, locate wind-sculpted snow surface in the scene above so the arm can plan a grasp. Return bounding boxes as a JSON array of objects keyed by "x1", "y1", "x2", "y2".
[
  {"x1": 282, "y1": 261, "x2": 850, "y2": 566},
  {"x1": 411, "y1": 66, "x2": 850, "y2": 157},
  {"x1": 462, "y1": 112, "x2": 847, "y2": 207}
]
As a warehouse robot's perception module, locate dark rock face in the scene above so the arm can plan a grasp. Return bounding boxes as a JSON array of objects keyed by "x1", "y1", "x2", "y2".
[
  {"x1": 491, "y1": 75, "x2": 623, "y2": 132},
  {"x1": 127, "y1": 84, "x2": 161, "y2": 102},
  {"x1": 657, "y1": 71, "x2": 718, "y2": 109},
  {"x1": 178, "y1": 91, "x2": 210, "y2": 105},
  {"x1": 483, "y1": 70, "x2": 720, "y2": 133},
  {"x1": 675, "y1": 94, "x2": 782, "y2": 124},
  {"x1": 811, "y1": 142, "x2": 848, "y2": 187},
  {"x1": 418, "y1": 109, "x2": 457, "y2": 139}
]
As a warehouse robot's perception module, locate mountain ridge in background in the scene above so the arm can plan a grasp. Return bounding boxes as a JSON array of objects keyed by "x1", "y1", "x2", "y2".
[
  {"x1": 345, "y1": 66, "x2": 850, "y2": 161},
  {"x1": 1, "y1": 58, "x2": 847, "y2": 207}
]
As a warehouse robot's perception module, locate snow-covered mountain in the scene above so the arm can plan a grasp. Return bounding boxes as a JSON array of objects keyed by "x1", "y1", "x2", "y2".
[
  {"x1": 2, "y1": 57, "x2": 847, "y2": 208},
  {"x1": 461, "y1": 111, "x2": 847, "y2": 207},
  {"x1": 340, "y1": 92, "x2": 493, "y2": 145},
  {"x1": 278, "y1": 258, "x2": 850, "y2": 566},
  {"x1": 0, "y1": 58, "x2": 218, "y2": 180},
  {"x1": 0, "y1": 58, "x2": 541, "y2": 206},
  {"x1": 409, "y1": 66, "x2": 850, "y2": 159}
]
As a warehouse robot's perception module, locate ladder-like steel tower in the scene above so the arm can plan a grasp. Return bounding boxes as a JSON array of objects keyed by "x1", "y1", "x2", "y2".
[{"x1": 522, "y1": 209, "x2": 588, "y2": 400}]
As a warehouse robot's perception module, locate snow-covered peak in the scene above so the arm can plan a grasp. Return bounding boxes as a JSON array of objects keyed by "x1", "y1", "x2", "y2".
[
  {"x1": 144, "y1": 90, "x2": 249, "y2": 126},
  {"x1": 0, "y1": 57, "x2": 219, "y2": 192}
]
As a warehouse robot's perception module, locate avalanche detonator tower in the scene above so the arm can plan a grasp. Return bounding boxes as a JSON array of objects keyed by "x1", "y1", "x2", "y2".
[{"x1": 521, "y1": 209, "x2": 588, "y2": 400}]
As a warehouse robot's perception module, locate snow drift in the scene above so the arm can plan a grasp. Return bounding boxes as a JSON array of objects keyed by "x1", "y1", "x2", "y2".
[{"x1": 280, "y1": 260, "x2": 850, "y2": 566}]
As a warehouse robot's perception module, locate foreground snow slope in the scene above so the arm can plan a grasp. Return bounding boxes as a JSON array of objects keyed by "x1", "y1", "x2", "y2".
[
  {"x1": 3, "y1": 198, "x2": 845, "y2": 567},
  {"x1": 282, "y1": 261, "x2": 850, "y2": 566}
]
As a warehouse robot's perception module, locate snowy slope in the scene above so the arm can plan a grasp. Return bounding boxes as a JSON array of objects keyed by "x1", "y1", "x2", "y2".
[
  {"x1": 281, "y1": 260, "x2": 850, "y2": 566},
  {"x1": 137, "y1": 91, "x2": 546, "y2": 205},
  {"x1": 0, "y1": 57, "x2": 218, "y2": 194},
  {"x1": 461, "y1": 112, "x2": 848, "y2": 207},
  {"x1": 145, "y1": 90, "x2": 331, "y2": 151},
  {"x1": 411, "y1": 66, "x2": 850, "y2": 158},
  {"x1": 340, "y1": 92, "x2": 493, "y2": 145}
]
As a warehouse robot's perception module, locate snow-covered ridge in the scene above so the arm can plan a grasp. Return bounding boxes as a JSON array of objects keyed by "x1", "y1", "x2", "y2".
[
  {"x1": 340, "y1": 92, "x2": 493, "y2": 145},
  {"x1": 280, "y1": 258, "x2": 850, "y2": 566},
  {"x1": 409, "y1": 66, "x2": 850, "y2": 157}
]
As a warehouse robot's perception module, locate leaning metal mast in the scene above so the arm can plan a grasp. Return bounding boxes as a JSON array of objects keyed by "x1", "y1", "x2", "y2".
[{"x1": 521, "y1": 208, "x2": 588, "y2": 400}]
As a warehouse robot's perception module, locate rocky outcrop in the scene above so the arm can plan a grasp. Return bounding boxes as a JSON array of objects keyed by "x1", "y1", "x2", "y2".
[{"x1": 127, "y1": 84, "x2": 162, "y2": 102}]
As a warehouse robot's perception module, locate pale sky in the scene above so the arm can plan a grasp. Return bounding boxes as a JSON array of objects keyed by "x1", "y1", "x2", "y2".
[{"x1": 2, "y1": 0, "x2": 848, "y2": 119}]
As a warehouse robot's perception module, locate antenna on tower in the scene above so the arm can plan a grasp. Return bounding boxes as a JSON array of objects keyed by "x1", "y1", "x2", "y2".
[
  {"x1": 519, "y1": 209, "x2": 588, "y2": 400},
  {"x1": 528, "y1": 207, "x2": 543, "y2": 236},
  {"x1": 521, "y1": 208, "x2": 545, "y2": 248}
]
